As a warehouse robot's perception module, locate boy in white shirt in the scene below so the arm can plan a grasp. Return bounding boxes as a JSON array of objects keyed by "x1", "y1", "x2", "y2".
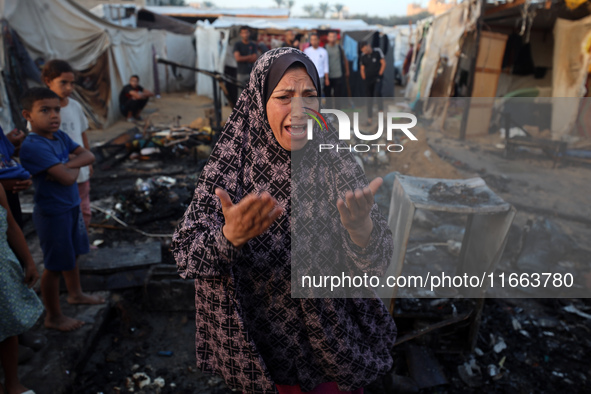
[{"x1": 42, "y1": 60, "x2": 92, "y2": 229}]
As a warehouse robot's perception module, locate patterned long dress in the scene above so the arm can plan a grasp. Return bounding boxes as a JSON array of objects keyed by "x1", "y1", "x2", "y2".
[
  {"x1": 172, "y1": 47, "x2": 397, "y2": 394},
  {"x1": 0, "y1": 205, "x2": 43, "y2": 342}
]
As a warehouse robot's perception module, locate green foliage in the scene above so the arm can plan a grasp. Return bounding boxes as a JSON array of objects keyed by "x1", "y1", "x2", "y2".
[
  {"x1": 318, "y1": 2, "x2": 331, "y2": 18},
  {"x1": 298, "y1": 3, "x2": 431, "y2": 24},
  {"x1": 303, "y1": 4, "x2": 316, "y2": 17}
]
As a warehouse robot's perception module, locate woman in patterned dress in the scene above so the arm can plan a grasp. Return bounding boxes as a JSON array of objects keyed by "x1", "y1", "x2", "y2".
[
  {"x1": 0, "y1": 183, "x2": 43, "y2": 394},
  {"x1": 172, "y1": 47, "x2": 397, "y2": 394}
]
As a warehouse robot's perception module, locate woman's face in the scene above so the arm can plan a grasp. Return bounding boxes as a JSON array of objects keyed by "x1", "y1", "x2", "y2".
[{"x1": 266, "y1": 66, "x2": 318, "y2": 151}]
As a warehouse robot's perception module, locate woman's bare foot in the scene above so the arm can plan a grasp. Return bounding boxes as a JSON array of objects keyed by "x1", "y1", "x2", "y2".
[
  {"x1": 44, "y1": 315, "x2": 85, "y2": 332},
  {"x1": 67, "y1": 293, "x2": 105, "y2": 305}
]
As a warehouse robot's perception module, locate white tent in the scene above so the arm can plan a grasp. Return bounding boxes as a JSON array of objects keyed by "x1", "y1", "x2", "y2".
[
  {"x1": 380, "y1": 25, "x2": 413, "y2": 67},
  {"x1": 0, "y1": 0, "x2": 194, "y2": 130},
  {"x1": 211, "y1": 16, "x2": 372, "y2": 31},
  {"x1": 405, "y1": 2, "x2": 481, "y2": 101},
  {"x1": 195, "y1": 21, "x2": 228, "y2": 99},
  {"x1": 145, "y1": 6, "x2": 290, "y2": 19}
]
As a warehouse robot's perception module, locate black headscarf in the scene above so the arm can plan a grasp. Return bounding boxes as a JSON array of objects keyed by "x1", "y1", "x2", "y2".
[{"x1": 263, "y1": 49, "x2": 320, "y2": 104}]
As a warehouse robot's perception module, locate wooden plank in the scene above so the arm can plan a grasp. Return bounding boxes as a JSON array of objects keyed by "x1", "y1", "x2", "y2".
[
  {"x1": 484, "y1": 0, "x2": 527, "y2": 16},
  {"x1": 394, "y1": 310, "x2": 472, "y2": 346},
  {"x1": 475, "y1": 32, "x2": 509, "y2": 70},
  {"x1": 475, "y1": 66, "x2": 504, "y2": 74},
  {"x1": 406, "y1": 344, "x2": 448, "y2": 388},
  {"x1": 465, "y1": 31, "x2": 507, "y2": 136},
  {"x1": 78, "y1": 241, "x2": 162, "y2": 273},
  {"x1": 396, "y1": 176, "x2": 511, "y2": 214},
  {"x1": 472, "y1": 72, "x2": 501, "y2": 97}
]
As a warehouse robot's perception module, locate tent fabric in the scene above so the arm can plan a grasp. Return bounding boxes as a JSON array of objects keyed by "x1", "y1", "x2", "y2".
[
  {"x1": 212, "y1": 16, "x2": 372, "y2": 32},
  {"x1": 145, "y1": 6, "x2": 290, "y2": 18},
  {"x1": 0, "y1": 24, "x2": 12, "y2": 132},
  {"x1": 343, "y1": 34, "x2": 359, "y2": 72},
  {"x1": 89, "y1": 4, "x2": 136, "y2": 28},
  {"x1": 1, "y1": 22, "x2": 41, "y2": 131},
  {"x1": 396, "y1": 26, "x2": 412, "y2": 65},
  {"x1": 151, "y1": 30, "x2": 196, "y2": 93},
  {"x1": 381, "y1": 34, "x2": 395, "y2": 97},
  {"x1": 552, "y1": 15, "x2": 591, "y2": 140},
  {"x1": 195, "y1": 22, "x2": 229, "y2": 99},
  {"x1": 405, "y1": 2, "x2": 481, "y2": 101},
  {"x1": 137, "y1": 8, "x2": 196, "y2": 35}
]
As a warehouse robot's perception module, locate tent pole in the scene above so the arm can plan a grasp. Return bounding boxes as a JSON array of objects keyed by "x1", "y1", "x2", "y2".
[
  {"x1": 212, "y1": 76, "x2": 221, "y2": 129},
  {"x1": 459, "y1": 5, "x2": 483, "y2": 141}
]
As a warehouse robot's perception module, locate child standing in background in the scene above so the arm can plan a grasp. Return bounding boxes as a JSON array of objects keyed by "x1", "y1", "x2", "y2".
[
  {"x1": 0, "y1": 181, "x2": 43, "y2": 394},
  {"x1": 20, "y1": 87, "x2": 103, "y2": 332},
  {"x1": 41, "y1": 59, "x2": 92, "y2": 229}
]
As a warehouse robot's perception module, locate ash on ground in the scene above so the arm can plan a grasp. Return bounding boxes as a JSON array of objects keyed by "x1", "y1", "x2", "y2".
[{"x1": 429, "y1": 181, "x2": 490, "y2": 206}]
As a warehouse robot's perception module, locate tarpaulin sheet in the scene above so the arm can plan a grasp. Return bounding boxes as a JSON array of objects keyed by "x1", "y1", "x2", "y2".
[
  {"x1": 212, "y1": 16, "x2": 372, "y2": 32},
  {"x1": 196, "y1": 21, "x2": 228, "y2": 99},
  {"x1": 405, "y1": 2, "x2": 480, "y2": 101},
  {"x1": 552, "y1": 15, "x2": 591, "y2": 140},
  {"x1": 151, "y1": 30, "x2": 196, "y2": 93}
]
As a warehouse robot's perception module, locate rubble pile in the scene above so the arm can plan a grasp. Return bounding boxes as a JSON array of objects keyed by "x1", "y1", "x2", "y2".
[{"x1": 94, "y1": 116, "x2": 216, "y2": 173}]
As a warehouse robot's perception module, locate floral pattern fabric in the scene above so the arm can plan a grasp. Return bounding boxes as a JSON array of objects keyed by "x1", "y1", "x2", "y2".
[
  {"x1": 0, "y1": 205, "x2": 43, "y2": 342},
  {"x1": 172, "y1": 47, "x2": 397, "y2": 394}
]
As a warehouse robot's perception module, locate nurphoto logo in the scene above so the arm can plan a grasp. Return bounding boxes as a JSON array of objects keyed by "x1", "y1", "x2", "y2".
[{"x1": 303, "y1": 108, "x2": 418, "y2": 153}]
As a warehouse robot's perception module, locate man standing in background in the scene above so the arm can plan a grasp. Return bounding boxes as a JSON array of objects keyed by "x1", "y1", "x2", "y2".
[
  {"x1": 304, "y1": 33, "x2": 329, "y2": 96},
  {"x1": 325, "y1": 30, "x2": 349, "y2": 106},
  {"x1": 234, "y1": 26, "x2": 258, "y2": 98},
  {"x1": 281, "y1": 30, "x2": 299, "y2": 48},
  {"x1": 360, "y1": 41, "x2": 386, "y2": 125}
]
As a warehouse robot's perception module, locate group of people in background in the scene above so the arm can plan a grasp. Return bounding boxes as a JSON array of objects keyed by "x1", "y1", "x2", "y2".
[
  {"x1": 1, "y1": 59, "x2": 103, "y2": 394},
  {"x1": 233, "y1": 26, "x2": 387, "y2": 123}
]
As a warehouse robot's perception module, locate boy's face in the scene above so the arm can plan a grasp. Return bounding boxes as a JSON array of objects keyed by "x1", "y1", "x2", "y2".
[
  {"x1": 23, "y1": 98, "x2": 61, "y2": 134},
  {"x1": 129, "y1": 77, "x2": 139, "y2": 88},
  {"x1": 46, "y1": 72, "x2": 75, "y2": 99},
  {"x1": 240, "y1": 29, "x2": 250, "y2": 41}
]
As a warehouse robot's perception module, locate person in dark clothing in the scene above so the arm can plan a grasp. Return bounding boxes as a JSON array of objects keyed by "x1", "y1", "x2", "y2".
[
  {"x1": 0, "y1": 128, "x2": 31, "y2": 229},
  {"x1": 360, "y1": 41, "x2": 386, "y2": 125},
  {"x1": 119, "y1": 75, "x2": 154, "y2": 122},
  {"x1": 233, "y1": 26, "x2": 258, "y2": 98},
  {"x1": 402, "y1": 44, "x2": 414, "y2": 77},
  {"x1": 281, "y1": 30, "x2": 300, "y2": 49},
  {"x1": 325, "y1": 31, "x2": 350, "y2": 107}
]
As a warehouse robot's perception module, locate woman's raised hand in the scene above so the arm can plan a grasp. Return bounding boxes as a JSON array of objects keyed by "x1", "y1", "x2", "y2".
[
  {"x1": 336, "y1": 177, "x2": 383, "y2": 248},
  {"x1": 216, "y1": 188, "x2": 283, "y2": 248}
]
